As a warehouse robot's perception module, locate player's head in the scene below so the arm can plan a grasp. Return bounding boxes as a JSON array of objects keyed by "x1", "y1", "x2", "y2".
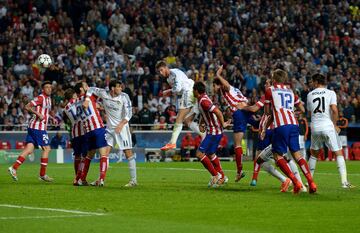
[
  {"x1": 74, "y1": 81, "x2": 88, "y2": 95},
  {"x1": 41, "y1": 81, "x2": 52, "y2": 96},
  {"x1": 212, "y1": 78, "x2": 222, "y2": 93},
  {"x1": 64, "y1": 88, "x2": 77, "y2": 101},
  {"x1": 271, "y1": 69, "x2": 288, "y2": 84},
  {"x1": 311, "y1": 73, "x2": 326, "y2": 87},
  {"x1": 193, "y1": 81, "x2": 206, "y2": 98},
  {"x1": 155, "y1": 60, "x2": 170, "y2": 78},
  {"x1": 109, "y1": 79, "x2": 123, "y2": 96}
]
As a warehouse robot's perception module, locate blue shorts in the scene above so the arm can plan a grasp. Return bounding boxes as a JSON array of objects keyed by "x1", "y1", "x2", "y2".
[
  {"x1": 257, "y1": 129, "x2": 273, "y2": 151},
  {"x1": 199, "y1": 134, "x2": 223, "y2": 155},
  {"x1": 71, "y1": 135, "x2": 88, "y2": 157},
  {"x1": 85, "y1": 127, "x2": 108, "y2": 151},
  {"x1": 25, "y1": 128, "x2": 49, "y2": 148},
  {"x1": 232, "y1": 110, "x2": 259, "y2": 133},
  {"x1": 272, "y1": 125, "x2": 300, "y2": 154}
]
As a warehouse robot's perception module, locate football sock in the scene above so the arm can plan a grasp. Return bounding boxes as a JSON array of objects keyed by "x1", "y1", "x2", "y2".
[
  {"x1": 75, "y1": 158, "x2": 85, "y2": 181},
  {"x1": 336, "y1": 155, "x2": 348, "y2": 185},
  {"x1": 81, "y1": 156, "x2": 92, "y2": 181},
  {"x1": 200, "y1": 156, "x2": 217, "y2": 176},
  {"x1": 296, "y1": 157, "x2": 314, "y2": 184},
  {"x1": 128, "y1": 156, "x2": 137, "y2": 182},
  {"x1": 251, "y1": 160, "x2": 261, "y2": 181},
  {"x1": 13, "y1": 156, "x2": 25, "y2": 170},
  {"x1": 308, "y1": 155, "x2": 317, "y2": 177},
  {"x1": 301, "y1": 148, "x2": 307, "y2": 160},
  {"x1": 210, "y1": 155, "x2": 224, "y2": 178},
  {"x1": 276, "y1": 157, "x2": 298, "y2": 184},
  {"x1": 343, "y1": 147, "x2": 349, "y2": 160},
  {"x1": 40, "y1": 158, "x2": 48, "y2": 177},
  {"x1": 74, "y1": 157, "x2": 81, "y2": 174},
  {"x1": 235, "y1": 146, "x2": 243, "y2": 174},
  {"x1": 288, "y1": 159, "x2": 304, "y2": 186},
  {"x1": 99, "y1": 156, "x2": 108, "y2": 181},
  {"x1": 169, "y1": 123, "x2": 183, "y2": 144},
  {"x1": 261, "y1": 161, "x2": 287, "y2": 182}
]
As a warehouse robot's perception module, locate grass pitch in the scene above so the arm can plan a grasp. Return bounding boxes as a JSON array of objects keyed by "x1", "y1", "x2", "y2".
[{"x1": 0, "y1": 161, "x2": 359, "y2": 233}]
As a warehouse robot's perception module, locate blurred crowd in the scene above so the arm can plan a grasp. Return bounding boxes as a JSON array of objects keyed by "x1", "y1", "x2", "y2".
[{"x1": 0, "y1": 0, "x2": 359, "y2": 131}]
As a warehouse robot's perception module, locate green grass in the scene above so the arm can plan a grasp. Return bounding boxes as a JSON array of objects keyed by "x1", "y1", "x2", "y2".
[{"x1": 0, "y1": 161, "x2": 359, "y2": 233}]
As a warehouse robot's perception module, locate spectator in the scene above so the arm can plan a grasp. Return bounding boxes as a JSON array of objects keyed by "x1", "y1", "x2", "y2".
[
  {"x1": 180, "y1": 133, "x2": 196, "y2": 161},
  {"x1": 50, "y1": 132, "x2": 67, "y2": 149},
  {"x1": 21, "y1": 81, "x2": 34, "y2": 99},
  {"x1": 153, "y1": 115, "x2": 168, "y2": 130},
  {"x1": 139, "y1": 104, "x2": 153, "y2": 129},
  {"x1": 217, "y1": 134, "x2": 229, "y2": 157}
]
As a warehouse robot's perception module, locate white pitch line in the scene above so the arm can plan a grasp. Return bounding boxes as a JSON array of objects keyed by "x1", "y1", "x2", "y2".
[
  {"x1": 0, "y1": 215, "x2": 96, "y2": 220},
  {"x1": 0, "y1": 204, "x2": 106, "y2": 216}
]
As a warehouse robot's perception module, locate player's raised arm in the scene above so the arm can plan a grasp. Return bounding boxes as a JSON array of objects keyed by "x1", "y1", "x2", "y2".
[
  {"x1": 216, "y1": 65, "x2": 231, "y2": 92},
  {"x1": 294, "y1": 95, "x2": 305, "y2": 113}
]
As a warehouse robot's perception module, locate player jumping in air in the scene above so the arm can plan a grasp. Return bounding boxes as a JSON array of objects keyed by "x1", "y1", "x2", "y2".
[
  {"x1": 307, "y1": 73, "x2": 354, "y2": 189},
  {"x1": 8, "y1": 81, "x2": 54, "y2": 182}
]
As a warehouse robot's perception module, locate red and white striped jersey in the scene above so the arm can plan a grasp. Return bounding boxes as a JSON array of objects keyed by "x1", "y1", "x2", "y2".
[
  {"x1": 256, "y1": 95, "x2": 274, "y2": 131},
  {"x1": 221, "y1": 85, "x2": 248, "y2": 112},
  {"x1": 28, "y1": 93, "x2": 51, "y2": 131},
  {"x1": 265, "y1": 84, "x2": 300, "y2": 128},
  {"x1": 63, "y1": 98, "x2": 86, "y2": 138},
  {"x1": 81, "y1": 94, "x2": 104, "y2": 133},
  {"x1": 198, "y1": 94, "x2": 223, "y2": 135}
]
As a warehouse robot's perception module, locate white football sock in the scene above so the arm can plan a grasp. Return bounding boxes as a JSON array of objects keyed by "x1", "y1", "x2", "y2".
[
  {"x1": 336, "y1": 155, "x2": 348, "y2": 185},
  {"x1": 343, "y1": 147, "x2": 349, "y2": 160},
  {"x1": 308, "y1": 155, "x2": 317, "y2": 177},
  {"x1": 128, "y1": 156, "x2": 137, "y2": 182},
  {"x1": 301, "y1": 148, "x2": 307, "y2": 160},
  {"x1": 288, "y1": 159, "x2": 304, "y2": 186},
  {"x1": 169, "y1": 123, "x2": 183, "y2": 144},
  {"x1": 261, "y1": 161, "x2": 287, "y2": 183}
]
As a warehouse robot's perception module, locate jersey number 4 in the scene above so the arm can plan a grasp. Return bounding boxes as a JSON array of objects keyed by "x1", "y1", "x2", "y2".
[{"x1": 313, "y1": 97, "x2": 325, "y2": 113}]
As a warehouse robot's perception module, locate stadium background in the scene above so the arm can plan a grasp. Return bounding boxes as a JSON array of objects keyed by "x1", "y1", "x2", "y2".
[{"x1": 0, "y1": 0, "x2": 359, "y2": 162}]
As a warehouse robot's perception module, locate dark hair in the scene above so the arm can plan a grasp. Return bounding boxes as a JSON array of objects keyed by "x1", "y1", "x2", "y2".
[
  {"x1": 213, "y1": 78, "x2": 222, "y2": 85},
  {"x1": 64, "y1": 88, "x2": 75, "y2": 101},
  {"x1": 73, "y1": 82, "x2": 83, "y2": 94},
  {"x1": 155, "y1": 60, "x2": 167, "y2": 70},
  {"x1": 109, "y1": 79, "x2": 122, "y2": 90},
  {"x1": 193, "y1": 81, "x2": 206, "y2": 94},
  {"x1": 41, "y1": 81, "x2": 52, "y2": 88},
  {"x1": 312, "y1": 73, "x2": 326, "y2": 85}
]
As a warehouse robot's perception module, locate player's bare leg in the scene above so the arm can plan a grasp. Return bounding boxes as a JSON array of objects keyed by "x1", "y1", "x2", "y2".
[
  {"x1": 291, "y1": 151, "x2": 317, "y2": 193},
  {"x1": 161, "y1": 108, "x2": 191, "y2": 151},
  {"x1": 8, "y1": 143, "x2": 35, "y2": 181},
  {"x1": 124, "y1": 149, "x2": 137, "y2": 187},
  {"x1": 234, "y1": 132, "x2": 245, "y2": 182},
  {"x1": 39, "y1": 145, "x2": 53, "y2": 182}
]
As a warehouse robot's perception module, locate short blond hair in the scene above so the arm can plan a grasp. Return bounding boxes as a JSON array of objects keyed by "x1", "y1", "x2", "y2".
[{"x1": 271, "y1": 69, "x2": 288, "y2": 83}]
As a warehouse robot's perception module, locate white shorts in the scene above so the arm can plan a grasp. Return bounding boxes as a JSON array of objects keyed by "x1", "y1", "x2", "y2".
[
  {"x1": 259, "y1": 145, "x2": 273, "y2": 162},
  {"x1": 105, "y1": 124, "x2": 132, "y2": 150},
  {"x1": 178, "y1": 90, "x2": 195, "y2": 109},
  {"x1": 299, "y1": 135, "x2": 305, "y2": 149},
  {"x1": 339, "y1": 135, "x2": 347, "y2": 147},
  {"x1": 184, "y1": 102, "x2": 200, "y2": 120},
  {"x1": 310, "y1": 130, "x2": 341, "y2": 152}
]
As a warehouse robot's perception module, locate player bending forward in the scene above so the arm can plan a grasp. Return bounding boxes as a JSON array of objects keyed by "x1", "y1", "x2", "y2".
[
  {"x1": 86, "y1": 80, "x2": 137, "y2": 187},
  {"x1": 156, "y1": 61, "x2": 203, "y2": 151},
  {"x1": 193, "y1": 82, "x2": 230, "y2": 187},
  {"x1": 8, "y1": 81, "x2": 53, "y2": 182},
  {"x1": 262, "y1": 69, "x2": 316, "y2": 194},
  {"x1": 307, "y1": 73, "x2": 354, "y2": 189}
]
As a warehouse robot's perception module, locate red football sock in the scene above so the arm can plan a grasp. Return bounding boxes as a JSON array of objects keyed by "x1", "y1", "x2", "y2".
[
  {"x1": 296, "y1": 157, "x2": 314, "y2": 184},
  {"x1": 276, "y1": 157, "x2": 298, "y2": 184},
  {"x1": 74, "y1": 157, "x2": 81, "y2": 175},
  {"x1": 210, "y1": 155, "x2": 224, "y2": 178},
  {"x1": 251, "y1": 160, "x2": 261, "y2": 181},
  {"x1": 13, "y1": 156, "x2": 25, "y2": 170},
  {"x1": 75, "y1": 158, "x2": 85, "y2": 181},
  {"x1": 235, "y1": 146, "x2": 243, "y2": 174},
  {"x1": 99, "y1": 156, "x2": 108, "y2": 181},
  {"x1": 200, "y1": 156, "x2": 218, "y2": 176},
  {"x1": 80, "y1": 157, "x2": 92, "y2": 181},
  {"x1": 40, "y1": 158, "x2": 48, "y2": 177}
]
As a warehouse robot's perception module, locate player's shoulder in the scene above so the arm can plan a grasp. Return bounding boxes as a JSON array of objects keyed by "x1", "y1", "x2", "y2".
[{"x1": 121, "y1": 92, "x2": 130, "y2": 99}]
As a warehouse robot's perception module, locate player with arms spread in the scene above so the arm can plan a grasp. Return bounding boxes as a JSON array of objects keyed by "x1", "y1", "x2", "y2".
[
  {"x1": 156, "y1": 61, "x2": 203, "y2": 151},
  {"x1": 307, "y1": 73, "x2": 354, "y2": 189},
  {"x1": 262, "y1": 69, "x2": 317, "y2": 194},
  {"x1": 8, "y1": 81, "x2": 53, "y2": 182},
  {"x1": 86, "y1": 80, "x2": 137, "y2": 187},
  {"x1": 193, "y1": 82, "x2": 230, "y2": 187}
]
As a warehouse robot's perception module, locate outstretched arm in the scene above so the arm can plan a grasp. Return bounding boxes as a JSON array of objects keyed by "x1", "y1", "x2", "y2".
[{"x1": 216, "y1": 65, "x2": 231, "y2": 92}]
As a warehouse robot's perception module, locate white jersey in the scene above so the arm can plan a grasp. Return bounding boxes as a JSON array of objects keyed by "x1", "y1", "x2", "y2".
[
  {"x1": 87, "y1": 87, "x2": 132, "y2": 129},
  {"x1": 167, "y1": 68, "x2": 194, "y2": 95},
  {"x1": 307, "y1": 87, "x2": 337, "y2": 132}
]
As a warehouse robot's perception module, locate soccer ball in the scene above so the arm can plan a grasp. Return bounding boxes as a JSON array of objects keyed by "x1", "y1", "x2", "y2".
[{"x1": 37, "y1": 54, "x2": 52, "y2": 68}]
